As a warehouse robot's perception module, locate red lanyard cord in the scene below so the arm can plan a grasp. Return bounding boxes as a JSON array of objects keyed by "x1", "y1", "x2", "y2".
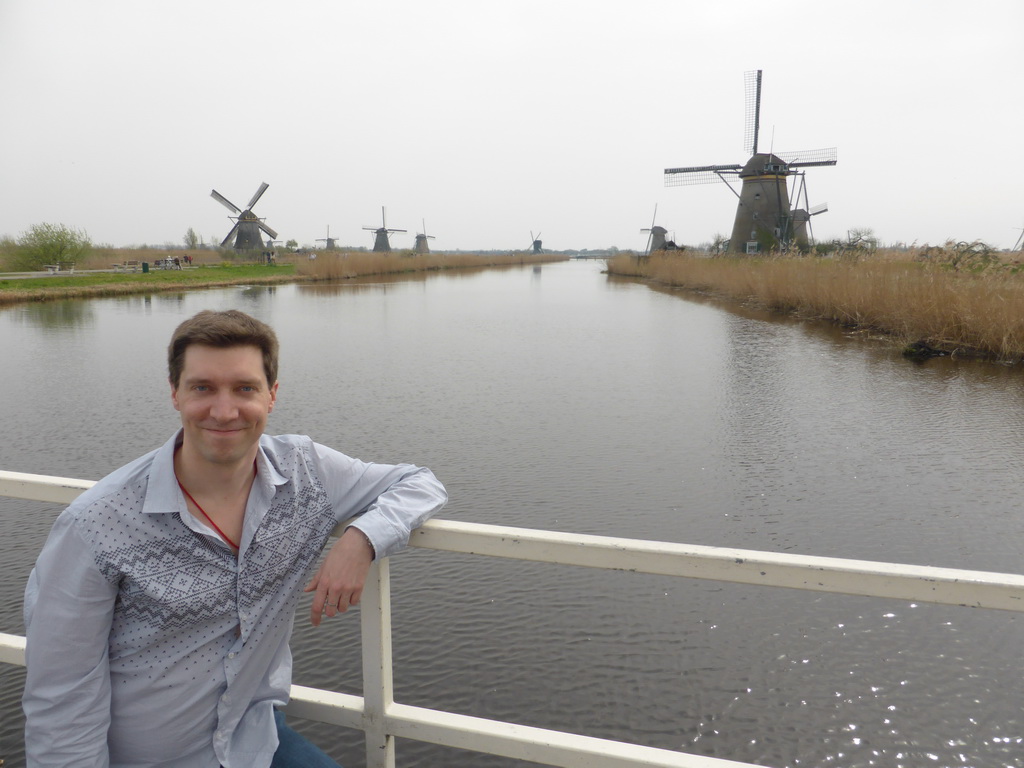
[
  {"x1": 175, "y1": 463, "x2": 255, "y2": 552},
  {"x1": 177, "y1": 481, "x2": 240, "y2": 550}
]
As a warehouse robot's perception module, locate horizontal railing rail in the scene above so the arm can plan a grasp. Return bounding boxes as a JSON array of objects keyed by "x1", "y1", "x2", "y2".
[{"x1": 2, "y1": 469, "x2": 1023, "y2": 767}]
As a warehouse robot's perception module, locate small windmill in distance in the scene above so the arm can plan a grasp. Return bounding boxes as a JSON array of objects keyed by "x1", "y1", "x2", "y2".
[
  {"x1": 529, "y1": 232, "x2": 543, "y2": 253},
  {"x1": 1013, "y1": 221, "x2": 1024, "y2": 252},
  {"x1": 210, "y1": 182, "x2": 278, "y2": 250},
  {"x1": 640, "y1": 205, "x2": 668, "y2": 254},
  {"x1": 362, "y1": 207, "x2": 406, "y2": 252},
  {"x1": 414, "y1": 220, "x2": 436, "y2": 254},
  {"x1": 316, "y1": 226, "x2": 338, "y2": 250},
  {"x1": 664, "y1": 70, "x2": 836, "y2": 254}
]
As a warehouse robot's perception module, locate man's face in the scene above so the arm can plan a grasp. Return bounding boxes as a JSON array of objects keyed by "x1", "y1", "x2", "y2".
[{"x1": 171, "y1": 344, "x2": 278, "y2": 467}]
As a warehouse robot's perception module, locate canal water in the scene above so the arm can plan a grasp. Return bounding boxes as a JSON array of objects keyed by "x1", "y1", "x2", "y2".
[{"x1": 1, "y1": 259, "x2": 1021, "y2": 767}]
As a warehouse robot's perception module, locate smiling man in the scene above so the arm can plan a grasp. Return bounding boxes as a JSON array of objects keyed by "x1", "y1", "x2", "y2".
[{"x1": 22, "y1": 309, "x2": 447, "y2": 768}]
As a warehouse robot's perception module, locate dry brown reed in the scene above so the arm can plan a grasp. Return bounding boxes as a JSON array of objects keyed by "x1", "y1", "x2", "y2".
[{"x1": 606, "y1": 249, "x2": 1024, "y2": 361}]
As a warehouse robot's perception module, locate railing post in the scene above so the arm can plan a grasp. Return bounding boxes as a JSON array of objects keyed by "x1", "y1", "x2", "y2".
[{"x1": 360, "y1": 557, "x2": 396, "y2": 768}]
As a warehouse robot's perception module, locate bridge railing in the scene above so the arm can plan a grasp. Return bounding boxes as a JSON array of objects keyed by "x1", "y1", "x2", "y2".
[{"x1": 2, "y1": 469, "x2": 1023, "y2": 768}]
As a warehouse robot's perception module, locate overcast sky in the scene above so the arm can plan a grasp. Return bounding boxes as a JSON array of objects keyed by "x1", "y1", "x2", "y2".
[{"x1": 2, "y1": 1, "x2": 1022, "y2": 252}]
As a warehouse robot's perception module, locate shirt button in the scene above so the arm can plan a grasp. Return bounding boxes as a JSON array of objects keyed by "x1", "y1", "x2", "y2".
[{"x1": 228, "y1": 652, "x2": 236, "y2": 659}]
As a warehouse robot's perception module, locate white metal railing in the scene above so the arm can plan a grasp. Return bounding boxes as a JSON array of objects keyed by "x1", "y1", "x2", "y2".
[{"x1": 2, "y1": 469, "x2": 1023, "y2": 768}]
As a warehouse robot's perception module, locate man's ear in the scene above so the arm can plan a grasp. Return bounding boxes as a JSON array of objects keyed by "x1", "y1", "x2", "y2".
[
  {"x1": 170, "y1": 379, "x2": 181, "y2": 411},
  {"x1": 268, "y1": 381, "x2": 279, "y2": 413}
]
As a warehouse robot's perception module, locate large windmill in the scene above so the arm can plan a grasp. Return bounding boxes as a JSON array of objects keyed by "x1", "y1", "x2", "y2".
[
  {"x1": 664, "y1": 70, "x2": 836, "y2": 254},
  {"x1": 529, "y1": 231, "x2": 543, "y2": 253},
  {"x1": 414, "y1": 220, "x2": 436, "y2": 254},
  {"x1": 210, "y1": 182, "x2": 278, "y2": 250},
  {"x1": 316, "y1": 225, "x2": 338, "y2": 250},
  {"x1": 362, "y1": 207, "x2": 406, "y2": 252}
]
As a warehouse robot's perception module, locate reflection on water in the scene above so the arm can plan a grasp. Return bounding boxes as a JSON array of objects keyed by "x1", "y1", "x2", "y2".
[
  {"x1": 11, "y1": 299, "x2": 96, "y2": 330},
  {"x1": 0, "y1": 261, "x2": 1021, "y2": 768}
]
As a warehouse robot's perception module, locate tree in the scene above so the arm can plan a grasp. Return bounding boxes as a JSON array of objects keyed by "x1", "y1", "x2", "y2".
[
  {"x1": 184, "y1": 227, "x2": 200, "y2": 249},
  {"x1": 13, "y1": 223, "x2": 91, "y2": 271},
  {"x1": 285, "y1": 239, "x2": 298, "y2": 249},
  {"x1": 847, "y1": 227, "x2": 878, "y2": 249}
]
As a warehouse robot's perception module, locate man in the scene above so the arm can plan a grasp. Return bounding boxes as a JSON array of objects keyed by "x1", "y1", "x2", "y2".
[{"x1": 22, "y1": 309, "x2": 447, "y2": 767}]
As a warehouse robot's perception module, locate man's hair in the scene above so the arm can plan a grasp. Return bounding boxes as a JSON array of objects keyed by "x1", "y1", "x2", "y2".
[{"x1": 168, "y1": 310, "x2": 279, "y2": 388}]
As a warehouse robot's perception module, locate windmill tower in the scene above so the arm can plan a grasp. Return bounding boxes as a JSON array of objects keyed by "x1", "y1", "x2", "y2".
[
  {"x1": 316, "y1": 226, "x2": 338, "y2": 250},
  {"x1": 530, "y1": 231, "x2": 543, "y2": 253},
  {"x1": 788, "y1": 172, "x2": 829, "y2": 248},
  {"x1": 640, "y1": 205, "x2": 668, "y2": 254},
  {"x1": 414, "y1": 220, "x2": 436, "y2": 254},
  {"x1": 664, "y1": 71, "x2": 836, "y2": 254},
  {"x1": 210, "y1": 182, "x2": 278, "y2": 250},
  {"x1": 362, "y1": 207, "x2": 406, "y2": 252}
]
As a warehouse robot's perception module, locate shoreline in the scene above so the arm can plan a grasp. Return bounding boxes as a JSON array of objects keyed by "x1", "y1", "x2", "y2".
[
  {"x1": 0, "y1": 252, "x2": 567, "y2": 306},
  {"x1": 605, "y1": 251, "x2": 1024, "y2": 364}
]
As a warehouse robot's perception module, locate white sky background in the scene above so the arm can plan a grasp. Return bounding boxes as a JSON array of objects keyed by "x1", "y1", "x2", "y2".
[{"x1": 1, "y1": 1, "x2": 1022, "y2": 252}]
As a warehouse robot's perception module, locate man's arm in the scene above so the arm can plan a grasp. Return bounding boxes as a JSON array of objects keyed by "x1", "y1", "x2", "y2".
[
  {"x1": 304, "y1": 444, "x2": 447, "y2": 625},
  {"x1": 23, "y1": 512, "x2": 117, "y2": 767},
  {"x1": 305, "y1": 526, "x2": 375, "y2": 625}
]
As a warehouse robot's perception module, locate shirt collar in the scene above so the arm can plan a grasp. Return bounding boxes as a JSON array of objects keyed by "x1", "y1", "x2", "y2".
[{"x1": 142, "y1": 431, "x2": 288, "y2": 516}]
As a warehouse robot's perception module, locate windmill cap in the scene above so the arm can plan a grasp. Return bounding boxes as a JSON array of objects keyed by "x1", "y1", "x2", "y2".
[{"x1": 740, "y1": 152, "x2": 787, "y2": 177}]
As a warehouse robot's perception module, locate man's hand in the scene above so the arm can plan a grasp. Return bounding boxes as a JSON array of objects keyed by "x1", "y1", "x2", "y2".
[{"x1": 305, "y1": 527, "x2": 375, "y2": 626}]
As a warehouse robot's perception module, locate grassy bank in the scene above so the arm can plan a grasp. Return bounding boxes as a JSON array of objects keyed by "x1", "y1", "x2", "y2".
[
  {"x1": 606, "y1": 247, "x2": 1024, "y2": 362},
  {"x1": 0, "y1": 250, "x2": 566, "y2": 306}
]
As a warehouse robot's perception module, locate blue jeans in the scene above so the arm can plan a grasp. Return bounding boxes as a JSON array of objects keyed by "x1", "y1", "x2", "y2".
[{"x1": 270, "y1": 709, "x2": 343, "y2": 768}]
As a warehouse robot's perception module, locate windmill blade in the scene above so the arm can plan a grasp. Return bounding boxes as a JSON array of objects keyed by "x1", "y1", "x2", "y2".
[
  {"x1": 535, "y1": 232, "x2": 542, "y2": 241},
  {"x1": 743, "y1": 69, "x2": 762, "y2": 156},
  {"x1": 387, "y1": 228, "x2": 408, "y2": 234},
  {"x1": 247, "y1": 182, "x2": 270, "y2": 210},
  {"x1": 211, "y1": 189, "x2": 241, "y2": 214},
  {"x1": 220, "y1": 222, "x2": 241, "y2": 247},
  {"x1": 809, "y1": 203, "x2": 829, "y2": 216},
  {"x1": 664, "y1": 165, "x2": 742, "y2": 187},
  {"x1": 777, "y1": 148, "x2": 838, "y2": 167},
  {"x1": 648, "y1": 204, "x2": 657, "y2": 232},
  {"x1": 258, "y1": 221, "x2": 278, "y2": 240}
]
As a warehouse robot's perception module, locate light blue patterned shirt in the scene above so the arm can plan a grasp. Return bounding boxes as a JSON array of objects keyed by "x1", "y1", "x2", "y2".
[{"x1": 23, "y1": 431, "x2": 446, "y2": 768}]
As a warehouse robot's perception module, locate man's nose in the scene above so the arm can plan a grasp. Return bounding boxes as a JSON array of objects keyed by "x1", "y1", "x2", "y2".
[{"x1": 209, "y1": 392, "x2": 240, "y2": 420}]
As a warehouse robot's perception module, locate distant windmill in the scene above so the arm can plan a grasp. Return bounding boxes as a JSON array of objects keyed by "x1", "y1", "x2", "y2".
[
  {"x1": 210, "y1": 182, "x2": 278, "y2": 250},
  {"x1": 664, "y1": 70, "x2": 837, "y2": 254},
  {"x1": 640, "y1": 205, "x2": 667, "y2": 254},
  {"x1": 362, "y1": 207, "x2": 406, "y2": 252},
  {"x1": 316, "y1": 225, "x2": 338, "y2": 250},
  {"x1": 1013, "y1": 222, "x2": 1024, "y2": 252},
  {"x1": 788, "y1": 172, "x2": 829, "y2": 248},
  {"x1": 529, "y1": 231, "x2": 543, "y2": 253},
  {"x1": 414, "y1": 220, "x2": 436, "y2": 254}
]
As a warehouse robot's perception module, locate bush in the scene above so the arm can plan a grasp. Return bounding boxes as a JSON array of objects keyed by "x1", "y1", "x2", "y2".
[{"x1": 10, "y1": 223, "x2": 92, "y2": 271}]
